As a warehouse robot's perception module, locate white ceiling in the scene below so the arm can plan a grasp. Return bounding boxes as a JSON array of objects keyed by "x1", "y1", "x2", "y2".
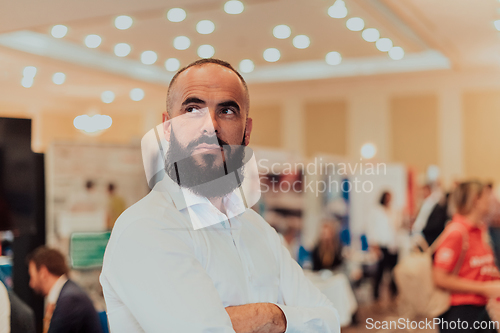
[{"x1": 0, "y1": 0, "x2": 499, "y2": 116}]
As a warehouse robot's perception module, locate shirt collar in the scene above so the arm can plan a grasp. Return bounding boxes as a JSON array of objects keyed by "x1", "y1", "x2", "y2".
[
  {"x1": 181, "y1": 187, "x2": 246, "y2": 221},
  {"x1": 47, "y1": 275, "x2": 68, "y2": 304},
  {"x1": 157, "y1": 175, "x2": 247, "y2": 217},
  {"x1": 453, "y1": 214, "x2": 483, "y2": 231}
]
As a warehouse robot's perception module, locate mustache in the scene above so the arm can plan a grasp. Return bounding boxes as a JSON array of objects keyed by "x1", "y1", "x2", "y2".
[{"x1": 185, "y1": 135, "x2": 229, "y2": 152}]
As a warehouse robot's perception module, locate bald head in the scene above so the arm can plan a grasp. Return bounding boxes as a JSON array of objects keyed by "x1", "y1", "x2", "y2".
[{"x1": 166, "y1": 59, "x2": 249, "y2": 116}]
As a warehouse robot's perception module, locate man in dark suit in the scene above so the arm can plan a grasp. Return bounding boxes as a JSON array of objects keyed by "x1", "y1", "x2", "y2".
[{"x1": 27, "y1": 246, "x2": 103, "y2": 333}]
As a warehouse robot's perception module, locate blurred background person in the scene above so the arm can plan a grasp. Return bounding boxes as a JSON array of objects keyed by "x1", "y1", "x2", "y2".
[
  {"x1": 433, "y1": 181, "x2": 500, "y2": 333},
  {"x1": 485, "y1": 183, "x2": 500, "y2": 266},
  {"x1": 281, "y1": 215, "x2": 311, "y2": 268},
  {"x1": 367, "y1": 191, "x2": 402, "y2": 303},
  {"x1": 308, "y1": 219, "x2": 359, "y2": 327},
  {"x1": 312, "y1": 220, "x2": 343, "y2": 272},
  {"x1": 105, "y1": 183, "x2": 126, "y2": 231},
  {"x1": 27, "y1": 247, "x2": 102, "y2": 333},
  {"x1": 421, "y1": 192, "x2": 452, "y2": 246},
  {"x1": 69, "y1": 180, "x2": 101, "y2": 213},
  {"x1": 412, "y1": 183, "x2": 443, "y2": 237}
]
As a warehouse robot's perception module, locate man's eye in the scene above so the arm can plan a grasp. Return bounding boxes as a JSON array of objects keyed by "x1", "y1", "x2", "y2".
[
  {"x1": 221, "y1": 108, "x2": 234, "y2": 115},
  {"x1": 186, "y1": 107, "x2": 201, "y2": 113}
]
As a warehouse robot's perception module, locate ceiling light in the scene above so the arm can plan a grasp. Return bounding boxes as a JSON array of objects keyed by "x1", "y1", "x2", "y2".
[
  {"x1": 346, "y1": 17, "x2": 364, "y2": 31},
  {"x1": 293, "y1": 35, "x2": 310, "y2": 49},
  {"x1": 273, "y1": 25, "x2": 291, "y2": 39},
  {"x1": 115, "y1": 15, "x2": 133, "y2": 30},
  {"x1": 114, "y1": 43, "x2": 131, "y2": 57},
  {"x1": 51, "y1": 25, "x2": 68, "y2": 38},
  {"x1": 52, "y1": 72, "x2": 66, "y2": 85},
  {"x1": 361, "y1": 143, "x2": 376, "y2": 159},
  {"x1": 328, "y1": 0, "x2": 348, "y2": 19},
  {"x1": 101, "y1": 91, "x2": 115, "y2": 104},
  {"x1": 388, "y1": 46, "x2": 404, "y2": 60},
  {"x1": 325, "y1": 51, "x2": 342, "y2": 65},
  {"x1": 494, "y1": 20, "x2": 500, "y2": 31},
  {"x1": 74, "y1": 114, "x2": 112, "y2": 133},
  {"x1": 165, "y1": 58, "x2": 181, "y2": 71},
  {"x1": 196, "y1": 20, "x2": 215, "y2": 34},
  {"x1": 263, "y1": 48, "x2": 280, "y2": 62},
  {"x1": 376, "y1": 38, "x2": 393, "y2": 52},
  {"x1": 141, "y1": 51, "x2": 158, "y2": 65},
  {"x1": 173, "y1": 36, "x2": 191, "y2": 50},
  {"x1": 197, "y1": 45, "x2": 215, "y2": 58},
  {"x1": 224, "y1": 0, "x2": 244, "y2": 14},
  {"x1": 84, "y1": 34, "x2": 102, "y2": 48},
  {"x1": 21, "y1": 77, "x2": 33, "y2": 88},
  {"x1": 362, "y1": 28, "x2": 380, "y2": 42},
  {"x1": 239, "y1": 59, "x2": 254, "y2": 73},
  {"x1": 23, "y1": 66, "x2": 37, "y2": 78},
  {"x1": 130, "y1": 88, "x2": 145, "y2": 101},
  {"x1": 167, "y1": 8, "x2": 186, "y2": 22}
]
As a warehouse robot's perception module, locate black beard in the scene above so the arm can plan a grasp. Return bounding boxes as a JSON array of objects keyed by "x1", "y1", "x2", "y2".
[{"x1": 165, "y1": 130, "x2": 247, "y2": 199}]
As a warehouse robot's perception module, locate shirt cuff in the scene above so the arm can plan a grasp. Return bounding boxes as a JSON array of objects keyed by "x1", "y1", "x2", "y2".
[{"x1": 274, "y1": 303, "x2": 299, "y2": 333}]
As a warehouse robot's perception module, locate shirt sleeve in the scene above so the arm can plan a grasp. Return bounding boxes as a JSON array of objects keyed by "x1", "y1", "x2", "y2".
[
  {"x1": 101, "y1": 218, "x2": 236, "y2": 333},
  {"x1": 268, "y1": 228, "x2": 340, "y2": 333},
  {"x1": 434, "y1": 229, "x2": 463, "y2": 273},
  {"x1": 0, "y1": 282, "x2": 10, "y2": 333}
]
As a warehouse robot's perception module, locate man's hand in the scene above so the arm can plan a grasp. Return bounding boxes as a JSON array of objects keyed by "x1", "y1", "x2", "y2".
[{"x1": 225, "y1": 303, "x2": 286, "y2": 333}]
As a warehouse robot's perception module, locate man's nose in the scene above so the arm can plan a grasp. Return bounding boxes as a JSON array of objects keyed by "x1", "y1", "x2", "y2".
[{"x1": 199, "y1": 109, "x2": 219, "y2": 135}]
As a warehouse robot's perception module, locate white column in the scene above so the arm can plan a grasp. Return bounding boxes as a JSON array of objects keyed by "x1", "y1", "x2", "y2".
[
  {"x1": 281, "y1": 98, "x2": 305, "y2": 156},
  {"x1": 438, "y1": 89, "x2": 464, "y2": 187},
  {"x1": 347, "y1": 91, "x2": 391, "y2": 161}
]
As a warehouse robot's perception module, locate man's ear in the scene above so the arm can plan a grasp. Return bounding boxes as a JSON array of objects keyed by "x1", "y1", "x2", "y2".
[
  {"x1": 162, "y1": 112, "x2": 172, "y2": 142},
  {"x1": 39, "y1": 265, "x2": 49, "y2": 278},
  {"x1": 244, "y1": 117, "x2": 253, "y2": 146}
]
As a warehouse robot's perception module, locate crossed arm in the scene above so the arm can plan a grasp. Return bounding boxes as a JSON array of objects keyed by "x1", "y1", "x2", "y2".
[
  {"x1": 226, "y1": 303, "x2": 286, "y2": 333},
  {"x1": 104, "y1": 218, "x2": 339, "y2": 333}
]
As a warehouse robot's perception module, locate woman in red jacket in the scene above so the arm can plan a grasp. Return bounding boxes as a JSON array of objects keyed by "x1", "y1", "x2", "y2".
[{"x1": 434, "y1": 181, "x2": 500, "y2": 333}]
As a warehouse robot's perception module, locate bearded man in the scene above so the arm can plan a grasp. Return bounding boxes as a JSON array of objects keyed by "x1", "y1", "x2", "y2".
[{"x1": 100, "y1": 59, "x2": 339, "y2": 333}]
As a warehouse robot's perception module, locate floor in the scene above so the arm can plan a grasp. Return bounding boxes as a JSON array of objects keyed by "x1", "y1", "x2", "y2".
[{"x1": 342, "y1": 277, "x2": 438, "y2": 333}]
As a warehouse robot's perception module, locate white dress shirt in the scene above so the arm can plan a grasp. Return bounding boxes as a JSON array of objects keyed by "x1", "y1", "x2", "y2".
[
  {"x1": 47, "y1": 275, "x2": 68, "y2": 305},
  {"x1": 366, "y1": 206, "x2": 401, "y2": 252},
  {"x1": 0, "y1": 281, "x2": 9, "y2": 333},
  {"x1": 100, "y1": 177, "x2": 340, "y2": 333}
]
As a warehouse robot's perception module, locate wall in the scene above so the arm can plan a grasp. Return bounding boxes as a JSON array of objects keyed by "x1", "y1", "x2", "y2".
[
  {"x1": 246, "y1": 69, "x2": 500, "y2": 186},
  {"x1": 391, "y1": 95, "x2": 439, "y2": 173},
  {"x1": 304, "y1": 100, "x2": 346, "y2": 157},
  {"x1": 463, "y1": 91, "x2": 500, "y2": 184},
  {"x1": 248, "y1": 104, "x2": 282, "y2": 148},
  {"x1": 3, "y1": 68, "x2": 500, "y2": 185}
]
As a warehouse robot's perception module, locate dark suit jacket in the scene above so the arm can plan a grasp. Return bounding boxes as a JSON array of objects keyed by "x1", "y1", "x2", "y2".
[
  {"x1": 422, "y1": 194, "x2": 450, "y2": 246},
  {"x1": 48, "y1": 280, "x2": 103, "y2": 333}
]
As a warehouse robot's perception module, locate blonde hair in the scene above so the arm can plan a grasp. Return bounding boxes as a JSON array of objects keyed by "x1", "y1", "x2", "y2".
[{"x1": 452, "y1": 181, "x2": 484, "y2": 215}]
